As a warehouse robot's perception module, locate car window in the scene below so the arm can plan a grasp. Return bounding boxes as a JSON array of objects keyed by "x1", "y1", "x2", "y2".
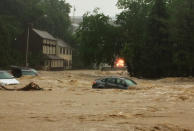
[
  {"x1": 22, "y1": 70, "x2": 37, "y2": 76},
  {"x1": 107, "y1": 78, "x2": 116, "y2": 84},
  {"x1": 116, "y1": 78, "x2": 121, "y2": 84},
  {"x1": 117, "y1": 78, "x2": 126, "y2": 86},
  {"x1": 125, "y1": 79, "x2": 136, "y2": 86},
  {"x1": 0, "y1": 72, "x2": 13, "y2": 79},
  {"x1": 101, "y1": 78, "x2": 107, "y2": 82},
  {"x1": 31, "y1": 69, "x2": 38, "y2": 73}
]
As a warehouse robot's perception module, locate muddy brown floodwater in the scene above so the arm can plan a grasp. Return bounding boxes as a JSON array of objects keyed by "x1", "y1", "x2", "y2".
[{"x1": 0, "y1": 70, "x2": 194, "y2": 131}]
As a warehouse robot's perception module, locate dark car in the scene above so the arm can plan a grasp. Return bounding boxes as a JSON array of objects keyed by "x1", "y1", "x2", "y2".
[
  {"x1": 92, "y1": 76, "x2": 137, "y2": 89},
  {"x1": 10, "y1": 66, "x2": 38, "y2": 78}
]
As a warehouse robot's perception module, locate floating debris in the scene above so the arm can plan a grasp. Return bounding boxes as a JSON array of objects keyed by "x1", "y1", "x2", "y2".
[
  {"x1": 19, "y1": 82, "x2": 43, "y2": 91},
  {"x1": 0, "y1": 82, "x2": 43, "y2": 91}
]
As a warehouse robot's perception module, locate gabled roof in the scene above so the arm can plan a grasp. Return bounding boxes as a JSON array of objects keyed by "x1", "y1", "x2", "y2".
[
  {"x1": 32, "y1": 28, "x2": 56, "y2": 40},
  {"x1": 57, "y1": 38, "x2": 71, "y2": 48}
]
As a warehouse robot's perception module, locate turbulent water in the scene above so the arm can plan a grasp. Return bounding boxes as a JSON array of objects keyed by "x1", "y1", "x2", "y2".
[{"x1": 0, "y1": 70, "x2": 194, "y2": 131}]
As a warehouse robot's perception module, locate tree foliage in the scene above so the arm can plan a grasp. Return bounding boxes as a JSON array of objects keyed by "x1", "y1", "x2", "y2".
[
  {"x1": 144, "y1": 0, "x2": 171, "y2": 77},
  {"x1": 76, "y1": 0, "x2": 194, "y2": 77},
  {"x1": 36, "y1": 0, "x2": 72, "y2": 41},
  {"x1": 170, "y1": 0, "x2": 194, "y2": 76},
  {"x1": 115, "y1": 0, "x2": 194, "y2": 78},
  {"x1": 76, "y1": 9, "x2": 123, "y2": 67},
  {"x1": 116, "y1": 0, "x2": 149, "y2": 76}
]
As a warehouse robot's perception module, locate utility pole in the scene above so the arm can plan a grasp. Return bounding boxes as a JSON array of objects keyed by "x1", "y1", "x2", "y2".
[
  {"x1": 25, "y1": 24, "x2": 30, "y2": 67},
  {"x1": 25, "y1": 15, "x2": 47, "y2": 67}
]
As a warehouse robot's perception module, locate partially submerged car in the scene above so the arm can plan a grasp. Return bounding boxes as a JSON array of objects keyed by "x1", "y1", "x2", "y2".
[
  {"x1": 0, "y1": 70, "x2": 19, "y2": 85},
  {"x1": 92, "y1": 76, "x2": 137, "y2": 89},
  {"x1": 21, "y1": 68, "x2": 38, "y2": 76},
  {"x1": 11, "y1": 66, "x2": 38, "y2": 78}
]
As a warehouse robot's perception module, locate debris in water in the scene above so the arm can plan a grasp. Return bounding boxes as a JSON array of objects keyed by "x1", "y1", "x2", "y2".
[{"x1": 19, "y1": 82, "x2": 43, "y2": 91}]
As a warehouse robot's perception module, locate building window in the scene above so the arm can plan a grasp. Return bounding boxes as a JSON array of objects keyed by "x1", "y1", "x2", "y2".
[
  {"x1": 51, "y1": 46, "x2": 53, "y2": 54},
  {"x1": 46, "y1": 46, "x2": 49, "y2": 54},
  {"x1": 56, "y1": 60, "x2": 58, "y2": 67},
  {"x1": 52, "y1": 60, "x2": 54, "y2": 67},
  {"x1": 53, "y1": 60, "x2": 56, "y2": 67},
  {"x1": 45, "y1": 46, "x2": 47, "y2": 54},
  {"x1": 47, "y1": 45, "x2": 49, "y2": 54},
  {"x1": 58, "y1": 60, "x2": 61, "y2": 67},
  {"x1": 51, "y1": 60, "x2": 54, "y2": 67},
  {"x1": 63, "y1": 48, "x2": 66, "y2": 55},
  {"x1": 57, "y1": 60, "x2": 59, "y2": 67},
  {"x1": 43, "y1": 39, "x2": 46, "y2": 44},
  {"x1": 49, "y1": 46, "x2": 52, "y2": 54},
  {"x1": 42, "y1": 45, "x2": 45, "y2": 54},
  {"x1": 60, "y1": 48, "x2": 62, "y2": 54},
  {"x1": 67, "y1": 49, "x2": 69, "y2": 55},
  {"x1": 53, "y1": 46, "x2": 56, "y2": 54},
  {"x1": 43, "y1": 45, "x2": 46, "y2": 54},
  {"x1": 61, "y1": 60, "x2": 63, "y2": 67}
]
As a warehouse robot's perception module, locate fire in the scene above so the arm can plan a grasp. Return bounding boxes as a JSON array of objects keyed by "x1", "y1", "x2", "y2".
[{"x1": 115, "y1": 58, "x2": 125, "y2": 68}]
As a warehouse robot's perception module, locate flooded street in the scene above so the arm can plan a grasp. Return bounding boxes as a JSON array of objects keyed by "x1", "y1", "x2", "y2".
[{"x1": 0, "y1": 70, "x2": 194, "y2": 131}]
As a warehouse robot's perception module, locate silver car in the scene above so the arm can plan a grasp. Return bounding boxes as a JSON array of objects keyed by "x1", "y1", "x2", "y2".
[{"x1": 0, "y1": 71, "x2": 20, "y2": 85}]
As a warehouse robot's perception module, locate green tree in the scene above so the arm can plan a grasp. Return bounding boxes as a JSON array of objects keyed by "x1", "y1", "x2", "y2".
[
  {"x1": 0, "y1": 0, "x2": 44, "y2": 67},
  {"x1": 36, "y1": 0, "x2": 72, "y2": 42},
  {"x1": 116, "y1": 0, "x2": 150, "y2": 76},
  {"x1": 144, "y1": 0, "x2": 171, "y2": 77},
  {"x1": 170, "y1": 0, "x2": 194, "y2": 76},
  {"x1": 76, "y1": 9, "x2": 121, "y2": 67}
]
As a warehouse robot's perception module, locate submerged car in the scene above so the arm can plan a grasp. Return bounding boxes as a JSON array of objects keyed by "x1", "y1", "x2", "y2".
[
  {"x1": 0, "y1": 71, "x2": 19, "y2": 85},
  {"x1": 21, "y1": 68, "x2": 38, "y2": 76},
  {"x1": 92, "y1": 76, "x2": 137, "y2": 89},
  {"x1": 11, "y1": 66, "x2": 38, "y2": 78}
]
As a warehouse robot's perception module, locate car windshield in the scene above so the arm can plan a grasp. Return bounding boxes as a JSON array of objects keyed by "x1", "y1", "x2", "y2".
[
  {"x1": 125, "y1": 79, "x2": 136, "y2": 86},
  {"x1": 22, "y1": 70, "x2": 37, "y2": 76},
  {"x1": 0, "y1": 71, "x2": 13, "y2": 79},
  {"x1": 31, "y1": 69, "x2": 38, "y2": 73}
]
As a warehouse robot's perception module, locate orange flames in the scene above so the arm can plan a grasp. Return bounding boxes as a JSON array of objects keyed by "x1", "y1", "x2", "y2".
[{"x1": 115, "y1": 58, "x2": 125, "y2": 68}]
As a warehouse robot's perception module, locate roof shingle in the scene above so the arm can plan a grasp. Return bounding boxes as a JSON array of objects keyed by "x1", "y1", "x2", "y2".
[
  {"x1": 57, "y1": 39, "x2": 71, "y2": 48},
  {"x1": 32, "y1": 28, "x2": 56, "y2": 40}
]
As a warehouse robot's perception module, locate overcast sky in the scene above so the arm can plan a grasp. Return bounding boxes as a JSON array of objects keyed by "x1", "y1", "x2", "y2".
[{"x1": 65, "y1": 0, "x2": 122, "y2": 17}]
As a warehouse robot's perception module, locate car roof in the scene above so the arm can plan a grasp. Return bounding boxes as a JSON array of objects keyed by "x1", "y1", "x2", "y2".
[
  {"x1": 22, "y1": 69, "x2": 33, "y2": 71},
  {"x1": 0, "y1": 70, "x2": 8, "y2": 72},
  {"x1": 99, "y1": 76, "x2": 129, "y2": 79},
  {"x1": 10, "y1": 66, "x2": 36, "y2": 71}
]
